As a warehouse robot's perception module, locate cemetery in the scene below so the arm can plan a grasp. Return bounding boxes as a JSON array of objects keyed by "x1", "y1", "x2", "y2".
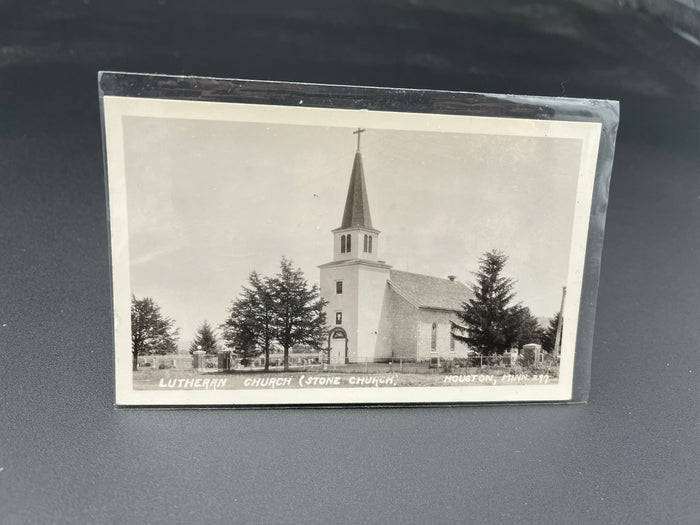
[{"x1": 132, "y1": 343, "x2": 559, "y2": 390}]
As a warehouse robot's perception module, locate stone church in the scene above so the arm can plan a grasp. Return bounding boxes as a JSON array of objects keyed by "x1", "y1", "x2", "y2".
[{"x1": 319, "y1": 130, "x2": 472, "y2": 364}]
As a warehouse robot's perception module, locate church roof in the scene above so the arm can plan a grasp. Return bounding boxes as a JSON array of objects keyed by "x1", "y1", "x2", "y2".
[
  {"x1": 340, "y1": 152, "x2": 373, "y2": 229},
  {"x1": 389, "y1": 270, "x2": 471, "y2": 312}
]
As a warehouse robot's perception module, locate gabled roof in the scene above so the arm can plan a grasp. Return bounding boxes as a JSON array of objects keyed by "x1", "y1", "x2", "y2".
[
  {"x1": 389, "y1": 270, "x2": 471, "y2": 312},
  {"x1": 340, "y1": 152, "x2": 373, "y2": 229}
]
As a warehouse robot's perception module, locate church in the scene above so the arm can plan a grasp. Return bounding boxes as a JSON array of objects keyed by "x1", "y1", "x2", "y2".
[{"x1": 319, "y1": 130, "x2": 472, "y2": 364}]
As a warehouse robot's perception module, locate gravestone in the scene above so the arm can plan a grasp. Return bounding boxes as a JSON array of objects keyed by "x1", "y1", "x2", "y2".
[
  {"x1": 192, "y1": 350, "x2": 206, "y2": 371},
  {"x1": 521, "y1": 344, "x2": 542, "y2": 366},
  {"x1": 217, "y1": 350, "x2": 231, "y2": 371}
]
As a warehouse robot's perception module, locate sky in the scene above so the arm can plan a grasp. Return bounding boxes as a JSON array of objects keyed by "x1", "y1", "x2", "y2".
[{"x1": 123, "y1": 115, "x2": 582, "y2": 349}]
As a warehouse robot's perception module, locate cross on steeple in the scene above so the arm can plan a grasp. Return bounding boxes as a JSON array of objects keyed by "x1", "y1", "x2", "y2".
[{"x1": 353, "y1": 127, "x2": 365, "y2": 152}]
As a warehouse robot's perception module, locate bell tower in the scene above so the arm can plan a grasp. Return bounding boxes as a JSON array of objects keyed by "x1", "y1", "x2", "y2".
[
  {"x1": 332, "y1": 130, "x2": 381, "y2": 263},
  {"x1": 319, "y1": 129, "x2": 391, "y2": 364}
]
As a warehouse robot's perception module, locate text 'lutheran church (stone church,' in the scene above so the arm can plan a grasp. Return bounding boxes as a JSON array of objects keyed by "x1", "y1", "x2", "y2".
[{"x1": 319, "y1": 129, "x2": 473, "y2": 365}]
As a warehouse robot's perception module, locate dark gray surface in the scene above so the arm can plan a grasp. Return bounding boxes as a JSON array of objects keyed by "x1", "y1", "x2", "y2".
[{"x1": 1, "y1": 1, "x2": 698, "y2": 523}]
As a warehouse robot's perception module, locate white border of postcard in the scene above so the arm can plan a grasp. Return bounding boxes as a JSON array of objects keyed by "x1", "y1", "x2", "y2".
[{"x1": 103, "y1": 95, "x2": 601, "y2": 405}]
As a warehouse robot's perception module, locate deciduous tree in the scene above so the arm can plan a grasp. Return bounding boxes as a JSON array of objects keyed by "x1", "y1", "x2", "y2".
[
  {"x1": 513, "y1": 306, "x2": 544, "y2": 348},
  {"x1": 131, "y1": 295, "x2": 179, "y2": 371}
]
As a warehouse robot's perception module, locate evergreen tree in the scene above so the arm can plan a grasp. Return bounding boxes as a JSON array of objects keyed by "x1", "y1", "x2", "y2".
[
  {"x1": 271, "y1": 258, "x2": 328, "y2": 371},
  {"x1": 221, "y1": 271, "x2": 275, "y2": 368},
  {"x1": 541, "y1": 312, "x2": 562, "y2": 353},
  {"x1": 189, "y1": 321, "x2": 219, "y2": 355},
  {"x1": 453, "y1": 250, "x2": 521, "y2": 355},
  {"x1": 131, "y1": 295, "x2": 179, "y2": 371},
  {"x1": 513, "y1": 306, "x2": 544, "y2": 348}
]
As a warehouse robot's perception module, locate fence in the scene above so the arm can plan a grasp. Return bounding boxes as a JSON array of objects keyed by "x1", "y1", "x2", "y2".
[
  {"x1": 136, "y1": 354, "x2": 217, "y2": 370},
  {"x1": 136, "y1": 351, "x2": 559, "y2": 375},
  {"x1": 236, "y1": 353, "x2": 325, "y2": 370}
]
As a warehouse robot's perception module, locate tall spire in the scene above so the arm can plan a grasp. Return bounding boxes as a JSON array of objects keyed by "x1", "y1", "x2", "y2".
[{"x1": 340, "y1": 133, "x2": 373, "y2": 229}]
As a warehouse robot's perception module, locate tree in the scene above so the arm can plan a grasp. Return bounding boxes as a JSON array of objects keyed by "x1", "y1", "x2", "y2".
[
  {"x1": 189, "y1": 321, "x2": 219, "y2": 355},
  {"x1": 513, "y1": 306, "x2": 544, "y2": 348},
  {"x1": 453, "y1": 250, "x2": 521, "y2": 355},
  {"x1": 271, "y1": 258, "x2": 328, "y2": 371},
  {"x1": 221, "y1": 271, "x2": 275, "y2": 369},
  {"x1": 221, "y1": 259, "x2": 327, "y2": 371},
  {"x1": 131, "y1": 295, "x2": 179, "y2": 371},
  {"x1": 541, "y1": 312, "x2": 562, "y2": 353}
]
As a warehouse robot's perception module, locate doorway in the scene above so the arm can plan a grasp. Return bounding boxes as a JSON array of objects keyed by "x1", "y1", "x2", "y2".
[{"x1": 328, "y1": 328, "x2": 348, "y2": 365}]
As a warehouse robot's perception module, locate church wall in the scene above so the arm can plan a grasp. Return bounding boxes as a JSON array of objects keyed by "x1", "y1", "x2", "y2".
[
  {"x1": 375, "y1": 288, "x2": 393, "y2": 361},
  {"x1": 356, "y1": 264, "x2": 391, "y2": 362},
  {"x1": 382, "y1": 286, "x2": 419, "y2": 360},
  {"x1": 416, "y1": 309, "x2": 471, "y2": 361},
  {"x1": 319, "y1": 264, "x2": 359, "y2": 361}
]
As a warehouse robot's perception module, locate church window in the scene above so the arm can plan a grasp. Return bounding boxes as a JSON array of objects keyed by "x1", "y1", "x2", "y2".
[
  {"x1": 431, "y1": 322, "x2": 437, "y2": 353},
  {"x1": 335, "y1": 312, "x2": 343, "y2": 325},
  {"x1": 336, "y1": 281, "x2": 343, "y2": 294},
  {"x1": 368, "y1": 236, "x2": 372, "y2": 253},
  {"x1": 341, "y1": 235, "x2": 346, "y2": 253},
  {"x1": 450, "y1": 333, "x2": 456, "y2": 353},
  {"x1": 346, "y1": 234, "x2": 351, "y2": 252},
  {"x1": 363, "y1": 234, "x2": 368, "y2": 252}
]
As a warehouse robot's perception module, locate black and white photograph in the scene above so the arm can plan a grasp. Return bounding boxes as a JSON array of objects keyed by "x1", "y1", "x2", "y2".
[{"x1": 102, "y1": 78, "x2": 605, "y2": 405}]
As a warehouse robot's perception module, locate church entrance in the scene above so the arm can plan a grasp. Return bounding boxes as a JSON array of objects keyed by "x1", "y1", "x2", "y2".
[{"x1": 328, "y1": 328, "x2": 348, "y2": 365}]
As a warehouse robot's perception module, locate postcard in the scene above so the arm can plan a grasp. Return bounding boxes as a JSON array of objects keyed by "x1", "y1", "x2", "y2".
[{"x1": 100, "y1": 73, "x2": 618, "y2": 406}]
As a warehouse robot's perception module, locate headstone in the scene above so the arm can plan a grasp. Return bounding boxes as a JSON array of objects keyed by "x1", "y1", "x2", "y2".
[
  {"x1": 508, "y1": 348, "x2": 519, "y2": 366},
  {"x1": 192, "y1": 350, "x2": 206, "y2": 370},
  {"x1": 217, "y1": 350, "x2": 231, "y2": 371},
  {"x1": 521, "y1": 344, "x2": 542, "y2": 366}
]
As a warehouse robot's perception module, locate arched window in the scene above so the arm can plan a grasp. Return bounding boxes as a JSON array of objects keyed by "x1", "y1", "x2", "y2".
[
  {"x1": 340, "y1": 235, "x2": 346, "y2": 253},
  {"x1": 431, "y1": 322, "x2": 437, "y2": 353},
  {"x1": 450, "y1": 333, "x2": 455, "y2": 353},
  {"x1": 363, "y1": 234, "x2": 368, "y2": 253},
  {"x1": 368, "y1": 236, "x2": 372, "y2": 253},
  {"x1": 346, "y1": 234, "x2": 351, "y2": 252}
]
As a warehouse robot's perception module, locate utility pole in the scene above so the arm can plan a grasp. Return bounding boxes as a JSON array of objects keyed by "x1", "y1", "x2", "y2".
[{"x1": 553, "y1": 286, "x2": 566, "y2": 359}]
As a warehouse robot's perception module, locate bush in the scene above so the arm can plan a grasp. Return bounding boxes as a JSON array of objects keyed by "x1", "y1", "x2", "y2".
[{"x1": 452, "y1": 358, "x2": 469, "y2": 368}]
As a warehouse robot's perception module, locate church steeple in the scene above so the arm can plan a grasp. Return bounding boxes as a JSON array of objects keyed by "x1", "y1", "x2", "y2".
[
  {"x1": 318, "y1": 129, "x2": 391, "y2": 366},
  {"x1": 340, "y1": 150, "x2": 373, "y2": 229},
  {"x1": 329, "y1": 129, "x2": 381, "y2": 263}
]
